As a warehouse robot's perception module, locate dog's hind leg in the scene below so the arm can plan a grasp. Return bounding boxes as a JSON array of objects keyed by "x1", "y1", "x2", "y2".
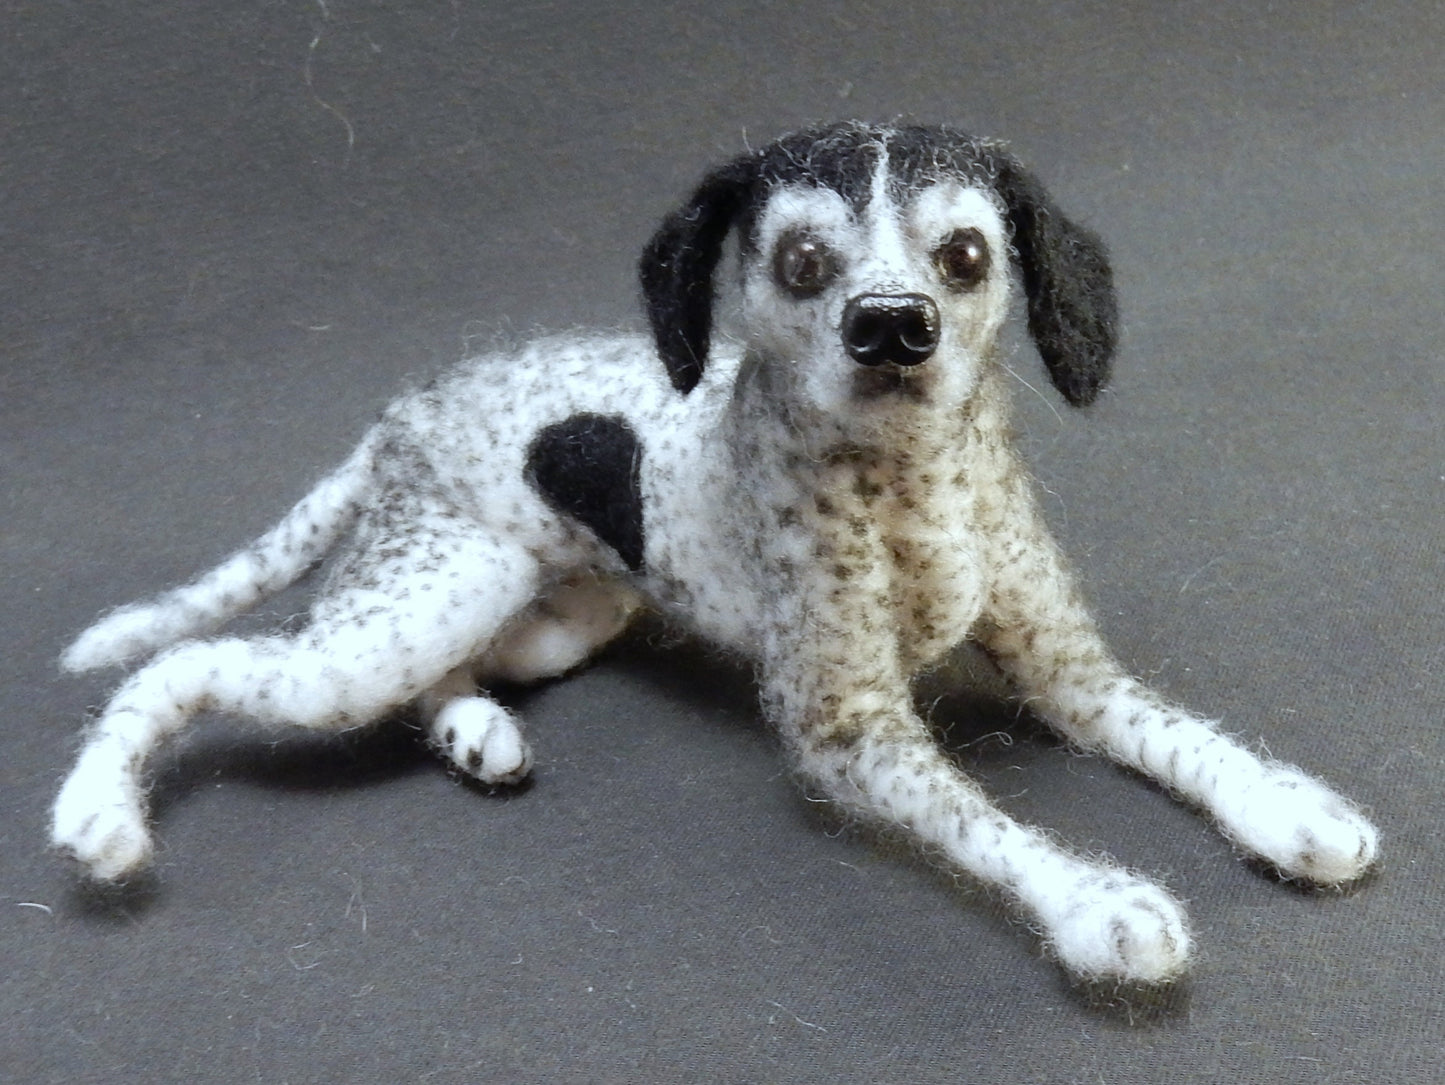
[{"x1": 51, "y1": 517, "x2": 544, "y2": 883}]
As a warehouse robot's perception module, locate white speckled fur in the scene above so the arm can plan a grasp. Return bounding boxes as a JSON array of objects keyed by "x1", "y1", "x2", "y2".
[{"x1": 53, "y1": 125, "x2": 1377, "y2": 984}]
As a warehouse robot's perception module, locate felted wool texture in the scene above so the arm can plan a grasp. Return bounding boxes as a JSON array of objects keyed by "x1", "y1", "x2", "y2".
[{"x1": 52, "y1": 123, "x2": 1377, "y2": 985}]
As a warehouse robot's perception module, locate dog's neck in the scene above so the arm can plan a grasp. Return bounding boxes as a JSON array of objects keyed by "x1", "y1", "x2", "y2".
[
  {"x1": 720, "y1": 350, "x2": 1010, "y2": 475},
  {"x1": 700, "y1": 356, "x2": 1010, "y2": 676}
]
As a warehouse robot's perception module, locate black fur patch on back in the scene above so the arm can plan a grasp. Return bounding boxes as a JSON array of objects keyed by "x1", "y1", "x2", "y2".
[{"x1": 525, "y1": 414, "x2": 645, "y2": 570}]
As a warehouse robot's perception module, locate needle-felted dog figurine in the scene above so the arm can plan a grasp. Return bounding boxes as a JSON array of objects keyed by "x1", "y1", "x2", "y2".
[{"x1": 53, "y1": 122, "x2": 1378, "y2": 983}]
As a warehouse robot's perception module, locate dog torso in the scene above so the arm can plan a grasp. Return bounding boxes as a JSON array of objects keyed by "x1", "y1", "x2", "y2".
[{"x1": 366, "y1": 327, "x2": 1010, "y2": 679}]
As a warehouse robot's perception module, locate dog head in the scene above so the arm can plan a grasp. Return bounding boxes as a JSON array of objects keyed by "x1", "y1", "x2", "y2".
[{"x1": 638, "y1": 122, "x2": 1116, "y2": 411}]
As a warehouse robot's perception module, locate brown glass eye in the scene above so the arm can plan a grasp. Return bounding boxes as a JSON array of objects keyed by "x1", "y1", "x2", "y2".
[
  {"x1": 773, "y1": 232, "x2": 839, "y2": 298},
  {"x1": 934, "y1": 227, "x2": 990, "y2": 291}
]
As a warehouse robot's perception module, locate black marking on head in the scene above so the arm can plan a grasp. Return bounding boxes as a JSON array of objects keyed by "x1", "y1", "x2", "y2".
[
  {"x1": 525, "y1": 414, "x2": 645, "y2": 571},
  {"x1": 741, "y1": 122, "x2": 884, "y2": 246},
  {"x1": 878, "y1": 124, "x2": 993, "y2": 197}
]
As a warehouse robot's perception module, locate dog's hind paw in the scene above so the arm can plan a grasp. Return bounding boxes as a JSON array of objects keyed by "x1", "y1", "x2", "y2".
[
  {"x1": 51, "y1": 754, "x2": 154, "y2": 883},
  {"x1": 431, "y1": 698, "x2": 534, "y2": 785}
]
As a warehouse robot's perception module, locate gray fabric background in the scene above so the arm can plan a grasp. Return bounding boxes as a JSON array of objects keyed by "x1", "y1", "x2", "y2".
[{"x1": 3, "y1": 2, "x2": 1441, "y2": 1081}]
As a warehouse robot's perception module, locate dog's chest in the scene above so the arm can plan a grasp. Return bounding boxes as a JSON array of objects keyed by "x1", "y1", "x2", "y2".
[{"x1": 812, "y1": 452, "x2": 988, "y2": 671}]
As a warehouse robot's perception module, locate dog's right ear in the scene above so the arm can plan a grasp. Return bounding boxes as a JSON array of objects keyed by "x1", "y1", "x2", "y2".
[{"x1": 638, "y1": 153, "x2": 759, "y2": 394}]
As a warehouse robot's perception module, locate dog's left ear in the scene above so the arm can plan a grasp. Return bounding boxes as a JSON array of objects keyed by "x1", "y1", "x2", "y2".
[
  {"x1": 990, "y1": 152, "x2": 1118, "y2": 406},
  {"x1": 638, "y1": 153, "x2": 759, "y2": 394}
]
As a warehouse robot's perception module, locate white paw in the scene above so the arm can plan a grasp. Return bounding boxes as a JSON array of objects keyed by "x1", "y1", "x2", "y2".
[
  {"x1": 1046, "y1": 874, "x2": 1193, "y2": 983},
  {"x1": 51, "y1": 751, "x2": 154, "y2": 882},
  {"x1": 431, "y1": 698, "x2": 534, "y2": 785},
  {"x1": 1220, "y1": 765, "x2": 1379, "y2": 885}
]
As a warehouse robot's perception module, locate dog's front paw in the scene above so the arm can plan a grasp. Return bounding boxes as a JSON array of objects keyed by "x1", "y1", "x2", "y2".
[
  {"x1": 1044, "y1": 873, "x2": 1193, "y2": 984},
  {"x1": 51, "y1": 751, "x2": 154, "y2": 882},
  {"x1": 431, "y1": 698, "x2": 534, "y2": 785},
  {"x1": 1218, "y1": 764, "x2": 1379, "y2": 885}
]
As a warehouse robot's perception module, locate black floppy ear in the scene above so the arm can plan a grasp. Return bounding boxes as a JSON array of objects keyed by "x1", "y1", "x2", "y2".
[
  {"x1": 990, "y1": 152, "x2": 1118, "y2": 406},
  {"x1": 638, "y1": 153, "x2": 758, "y2": 393}
]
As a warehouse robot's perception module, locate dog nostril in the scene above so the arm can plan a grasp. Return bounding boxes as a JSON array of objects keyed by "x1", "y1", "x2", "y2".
[{"x1": 842, "y1": 293, "x2": 940, "y2": 367}]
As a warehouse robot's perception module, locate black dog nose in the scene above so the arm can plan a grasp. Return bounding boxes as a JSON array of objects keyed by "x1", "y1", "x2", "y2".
[{"x1": 841, "y1": 293, "x2": 940, "y2": 367}]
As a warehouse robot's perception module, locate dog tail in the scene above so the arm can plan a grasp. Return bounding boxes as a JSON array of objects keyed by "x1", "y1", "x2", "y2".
[{"x1": 61, "y1": 429, "x2": 383, "y2": 673}]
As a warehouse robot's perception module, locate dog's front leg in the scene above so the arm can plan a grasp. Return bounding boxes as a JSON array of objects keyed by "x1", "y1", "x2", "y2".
[
  {"x1": 975, "y1": 483, "x2": 1379, "y2": 886},
  {"x1": 756, "y1": 542, "x2": 1192, "y2": 983}
]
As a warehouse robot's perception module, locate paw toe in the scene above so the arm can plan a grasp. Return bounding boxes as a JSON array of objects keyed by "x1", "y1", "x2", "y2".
[{"x1": 479, "y1": 722, "x2": 532, "y2": 784}]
